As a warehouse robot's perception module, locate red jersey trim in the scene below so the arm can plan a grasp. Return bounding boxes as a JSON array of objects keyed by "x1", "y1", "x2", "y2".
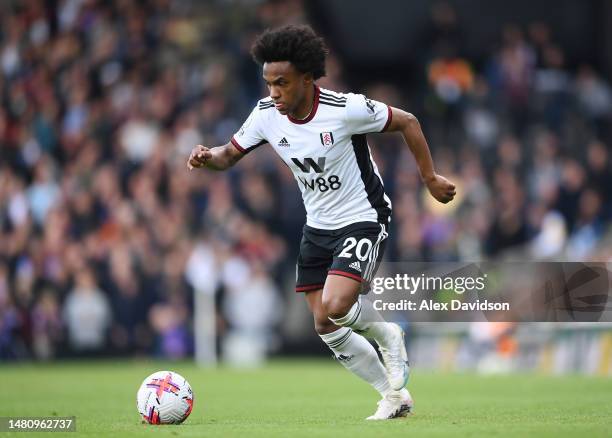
[
  {"x1": 381, "y1": 105, "x2": 393, "y2": 132},
  {"x1": 230, "y1": 137, "x2": 246, "y2": 153},
  {"x1": 295, "y1": 283, "x2": 325, "y2": 293}
]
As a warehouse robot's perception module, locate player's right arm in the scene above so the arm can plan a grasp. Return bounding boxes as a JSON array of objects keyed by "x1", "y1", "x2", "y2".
[
  {"x1": 187, "y1": 143, "x2": 243, "y2": 171},
  {"x1": 188, "y1": 104, "x2": 267, "y2": 171}
]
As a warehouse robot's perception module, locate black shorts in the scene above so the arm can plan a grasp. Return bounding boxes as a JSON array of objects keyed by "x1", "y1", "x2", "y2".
[{"x1": 295, "y1": 221, "x2": 389, "y2": 293}]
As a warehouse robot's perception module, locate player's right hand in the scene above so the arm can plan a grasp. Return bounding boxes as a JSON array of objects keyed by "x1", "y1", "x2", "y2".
[{"x1": 187, "y1": 145, "x2": 212, "y2": 170}]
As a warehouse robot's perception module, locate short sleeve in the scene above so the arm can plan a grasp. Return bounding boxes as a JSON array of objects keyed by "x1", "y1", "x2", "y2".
[
  {"x1": 345, "y1": 93, "x2": 392, "y2": 134},
  {"x1": 231, "y1": 105, "x2": 268, "y2": 154}
]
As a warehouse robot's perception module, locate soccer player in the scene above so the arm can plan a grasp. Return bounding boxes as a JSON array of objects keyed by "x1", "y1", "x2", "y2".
[{"x1": 187, "y1": 25, "x2": 456, "y2": 420}]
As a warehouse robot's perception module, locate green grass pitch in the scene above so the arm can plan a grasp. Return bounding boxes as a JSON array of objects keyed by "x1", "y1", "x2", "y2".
[{"x1": 1, "y1": 359, "x2": 611, "y2": 437}]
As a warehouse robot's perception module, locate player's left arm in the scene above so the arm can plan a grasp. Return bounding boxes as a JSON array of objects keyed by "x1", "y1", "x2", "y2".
[{"x1": 386, "y1": 107, "x2": 456, "y2": 204}]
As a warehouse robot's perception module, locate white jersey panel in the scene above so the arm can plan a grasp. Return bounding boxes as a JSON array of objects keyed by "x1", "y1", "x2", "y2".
[
  {"x1": 231, "y1": 87, "x2": 392, "y2": 229},
  {"x1": 345, "y1": 92, "x2": 392, "y2": 135},
  {"x1": 231, "y1": 100, "x2": 270, "y2": 153}
]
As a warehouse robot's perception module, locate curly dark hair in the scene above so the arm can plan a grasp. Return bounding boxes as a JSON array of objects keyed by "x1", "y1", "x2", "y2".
[{"x1": 251, "y1": 25, "x2": 328, "y2": 80}]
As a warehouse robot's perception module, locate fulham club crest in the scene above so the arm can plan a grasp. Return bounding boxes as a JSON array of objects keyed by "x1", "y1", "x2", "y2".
[{"x1": 320, "y1": 132, "x2": 334, "y2": 147}]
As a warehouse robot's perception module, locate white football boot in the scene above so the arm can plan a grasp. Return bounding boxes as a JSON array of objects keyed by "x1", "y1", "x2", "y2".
[
  {"x1": 378, "y1": 323, "x2": 410, "y2": 390},
  {"x1": 366, "y1": 388, "x2": 414, "y2": 420}
]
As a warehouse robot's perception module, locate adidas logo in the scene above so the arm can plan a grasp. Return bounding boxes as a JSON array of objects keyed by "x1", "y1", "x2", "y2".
[
  {"x1": 337, "y1": 354, "x2": 354, "y2": 363},
  {"x1": 278, "y1": 137, "x2": 290, "y2": 147},
  {"x1": 349, "y1": 261, "x2": 362, "y2": 272}
]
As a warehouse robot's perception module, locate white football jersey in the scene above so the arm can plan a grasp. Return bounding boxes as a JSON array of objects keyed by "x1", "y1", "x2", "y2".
[{"x1": 231, "y1": 86, "x2": 392, "y2": 230}]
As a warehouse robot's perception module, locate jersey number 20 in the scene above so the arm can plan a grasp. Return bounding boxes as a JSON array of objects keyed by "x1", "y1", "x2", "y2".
[{"x1": 338, "y1": 237, "x2": 373, "y2": 261}]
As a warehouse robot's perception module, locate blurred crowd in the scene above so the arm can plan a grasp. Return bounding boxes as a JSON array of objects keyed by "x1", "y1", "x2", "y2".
[{"x1": 1, "y1": 0, "x2": 611, "y2": 361}]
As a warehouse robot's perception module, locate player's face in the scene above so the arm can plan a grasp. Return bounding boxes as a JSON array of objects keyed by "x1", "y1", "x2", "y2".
[{"x1": 262, "y1": 61, "x2": 313, "y2": 116}]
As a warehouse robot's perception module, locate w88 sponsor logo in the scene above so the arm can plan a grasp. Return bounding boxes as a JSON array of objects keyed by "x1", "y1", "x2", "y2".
[
  {"x1": 292, "y1": 156, "x2": 341, "y2": 192},
  {"x1": 298, "y1": 175, "x2": 342, "y2": 192}
]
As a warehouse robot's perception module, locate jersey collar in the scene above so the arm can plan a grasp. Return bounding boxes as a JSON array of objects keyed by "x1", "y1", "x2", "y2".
[{"x1": 287, "y1": 85, "x2": 320, "y2": 125}]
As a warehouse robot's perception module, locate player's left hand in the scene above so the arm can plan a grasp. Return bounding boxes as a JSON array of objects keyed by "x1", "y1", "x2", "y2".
[{"x1": 425, "y1": 174, "x2": 456, "y2": 204}]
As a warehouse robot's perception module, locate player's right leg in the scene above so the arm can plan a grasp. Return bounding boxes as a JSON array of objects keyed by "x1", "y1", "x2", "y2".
[
  {"x1": 327, "y1": 282, "x2": 409, "y2": 391},
  {"x1": 324, "y1": 222, "x2": 410, "y2": 391},
  {"x1": 297, "y1": 224, "x2": 411, "y2": 419},
  {"x1": 304, "y1": 289, "x2": 390, "y2": 397},
  {"x1": 305, "y1": 289, "x2": 412, "y2": 419}
]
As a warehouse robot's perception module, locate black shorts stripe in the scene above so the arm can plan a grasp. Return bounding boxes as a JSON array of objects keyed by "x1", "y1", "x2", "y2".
[
  {"x1": 351, "y1": 134, "x2": 391, "y2": 224},
  {"x1": 364, "y1": 224, "x2": 387, "y2": 281}
]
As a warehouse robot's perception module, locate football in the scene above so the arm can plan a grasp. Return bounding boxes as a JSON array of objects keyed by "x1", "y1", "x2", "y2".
[{"x1": 137, "y1": 371, "x2": 194, "y2": 424}]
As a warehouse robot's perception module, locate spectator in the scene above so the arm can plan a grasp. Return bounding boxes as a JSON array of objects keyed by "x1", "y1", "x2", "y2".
[
  {"x1": 63, "y1": 268, "x2": 111, "y2": 354},
  {"x1": 31, "y1": 288, "x2": 63, "y2": 360}
]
